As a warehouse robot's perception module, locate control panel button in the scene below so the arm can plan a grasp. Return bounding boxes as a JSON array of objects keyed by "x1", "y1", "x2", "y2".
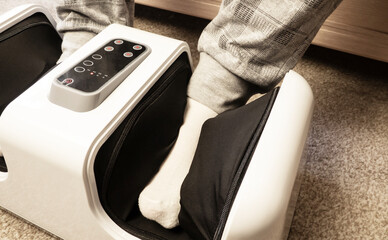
[
  {"x1": 133, "y1": 45, "x2": 142, "y2": 50},
  {"x1": 104, "y1": 46, "x2": 114, "y2": 52},
  {"x1": 114, "y1": 39, "x2": 124, "y2": 45},
  {"x1": 74, "y1": 66, "x2": 85, "y2": 73},
  {"x1": 83, "y1": 60, "x2": 94, "y2": 66},
  {"x1": 123, "y1": 52, "x2": 133, "y2": 58},
  {"x1": 92, "y1": 54, "x2": 102, "y2": 60},
  {"x1": 62, "y1": 78, "x2": 74, "y2": 85}
]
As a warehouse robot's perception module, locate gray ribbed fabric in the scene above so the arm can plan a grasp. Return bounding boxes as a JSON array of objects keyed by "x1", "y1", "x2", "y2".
[
  {"x1": 56, "y1": 0, "x2": 133, "y2": 34},
  {"x1": 188, "y1": 52, "x2": 261, "y2": 113}
]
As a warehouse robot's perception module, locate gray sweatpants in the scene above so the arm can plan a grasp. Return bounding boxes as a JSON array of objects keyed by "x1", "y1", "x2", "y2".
[{"x1": 57, "y1": 0, "x2": 342, "y2": 113}]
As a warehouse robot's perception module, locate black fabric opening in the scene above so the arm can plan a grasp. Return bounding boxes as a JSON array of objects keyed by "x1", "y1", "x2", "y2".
[
  {"x1": 94, "y1": 73, "x2": 278, "y2": 240},
  {"x1": 179, "y1": 88, "x2": 279, "y2": 240},
  {"x1": 0, "y1": 156, "x2": 7, "y2": 172},
  {"x1": 94, "y1": 53, "x2": 192, "y2": 239},
  {"x1": 0, "y1": 13, "x2": 62, "y2": 115}
]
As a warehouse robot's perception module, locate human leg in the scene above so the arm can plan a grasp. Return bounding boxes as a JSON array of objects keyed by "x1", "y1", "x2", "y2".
[
  {"x1": 189, "y1": 0, "x2": 343, "y2": 113},
  {"x1": 56, "y1": 0, "x2": 134, "y2": 63},
  {"x1": 140, "y1": 0, "x2": 343, "y2": 229}
]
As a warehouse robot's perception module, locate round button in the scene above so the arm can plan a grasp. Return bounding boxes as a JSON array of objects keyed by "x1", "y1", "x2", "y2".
[
  {"x1": 123, "y1": 52, "x2": 133, "y2": 58},
  {"x1": 114, "y1": 39, "x2": 124, "y2": 45},
  {"x1": 92, "y1": 54, "x2": 102, "y2": 60},
  {"x1": 74, "y1": 66, "x2": 85, "y2": 73},
  {"x1": 133, "y1": 45, "x2": 142, "y2": 50},
  {"x1": 104, "y1": 46, "x2": 114, "y2": 52},
  {"x1": 83, "y1": 60, "x2": 94, "y2": 66},
  {"x1": 62, "y1": 78, "x2": 74, "y2": 85}
]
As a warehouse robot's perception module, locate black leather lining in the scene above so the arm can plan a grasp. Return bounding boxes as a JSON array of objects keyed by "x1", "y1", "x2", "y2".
[
  {"x1": 179, "y1": 88, "x2": 279, "y2": 240},
  {"x1": 0, "y1": 156, "x2": 7, "y2": 172},
  {"x1": 0, "y1": 13, "x2": 62, "y2": 115}
]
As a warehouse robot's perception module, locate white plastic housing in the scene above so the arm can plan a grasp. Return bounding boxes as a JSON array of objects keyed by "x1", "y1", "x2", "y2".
[
  {"x1": 0, "y1": 22, "x2": 191, "y2": 239},
  {"x1": 0, "y1": 4, "x2": 58, "y2": 35},
  {"x1": 0, "y1": 5, "x2": 313, "y2": 240},
  {"x1": 222, "y1": 71, "x2": 314, "y2": 240}
]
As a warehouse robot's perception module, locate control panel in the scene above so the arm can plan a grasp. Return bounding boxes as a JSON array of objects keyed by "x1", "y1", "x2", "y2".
[
  {"x1": 49, "y1": 39, "x2": 151, "y2": 112},
  {"x1": 57, "y1": 39, "x2": 148, "y2": 92}
]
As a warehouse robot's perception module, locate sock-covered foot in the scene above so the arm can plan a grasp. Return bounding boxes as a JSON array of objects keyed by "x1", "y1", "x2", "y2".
[{"x1": 138, "y1": 97, "x2": 217, "y2": 229}]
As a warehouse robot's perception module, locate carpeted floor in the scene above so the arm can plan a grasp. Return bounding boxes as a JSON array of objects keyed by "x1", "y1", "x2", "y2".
[{"x1": 0, "y1": 2, "x2": 387, "y2": 239}]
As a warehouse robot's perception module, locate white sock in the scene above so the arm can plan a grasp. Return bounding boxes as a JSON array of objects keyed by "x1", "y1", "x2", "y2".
[{"x1": 138, "y1": 97, "x2": 217, "y2": 229}]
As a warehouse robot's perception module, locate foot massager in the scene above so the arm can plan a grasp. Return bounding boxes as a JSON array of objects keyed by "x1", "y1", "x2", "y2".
[{"x1": 0, "y1": 5, "x2": 314, "y2": 240}]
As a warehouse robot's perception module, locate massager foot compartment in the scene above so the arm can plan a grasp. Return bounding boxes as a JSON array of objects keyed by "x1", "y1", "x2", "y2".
[
  {"x1": 94, "y1": 85, "x2": 279, "y2": 239},
  {"x1": 94, "y1": 68, "x2": 314, "y2": 240},
  {"x1": 94, "y1": 53, "x2": 193, "y2": 239}
]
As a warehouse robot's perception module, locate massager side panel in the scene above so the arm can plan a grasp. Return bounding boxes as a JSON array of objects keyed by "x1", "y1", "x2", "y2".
[
  {"x1": 0, "y1": 3, "x2": 61, "y2": 182},
  {"x1": 0, "y1": 22, "x2": 191, "y2": 240},
  {"x1": 222, "y1": 71, "x2": 314, "y2": 240}
]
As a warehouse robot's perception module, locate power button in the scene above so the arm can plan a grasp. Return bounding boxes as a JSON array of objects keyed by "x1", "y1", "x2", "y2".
[{"x1": 62, "y1": 78, "x2": 74, "y2": 86}]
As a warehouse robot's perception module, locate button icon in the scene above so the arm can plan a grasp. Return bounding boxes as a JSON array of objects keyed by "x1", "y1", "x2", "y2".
[
  {"x1": 83, "y1": 60, "x2": 94, "y2": 66},
  {"x1": 104, "y1": 46, "x2": 114, "y2": 52},
  {"x1": 62, "y1": 78, "x2": 74, "y2": 86},
  {"x1": 133, "y1": 45, "x2": 142, "y2": 50},
  {"x1": 123, "y1": 52, "x2": 133, "y2": 58},
  {"x1": 74, "y1": 66, "x2": 85, "y2": 73},
  {"x1": 92, "y1": 54, "x2": 102, "y2": 60},
  {"x1": 114, "y1": 40, "x2": 124, "y2": 45}
]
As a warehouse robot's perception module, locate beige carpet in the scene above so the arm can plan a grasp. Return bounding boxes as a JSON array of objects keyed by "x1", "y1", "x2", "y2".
[{"x1": 0, "y1": 3, "x2": 387, "y2": 240}]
